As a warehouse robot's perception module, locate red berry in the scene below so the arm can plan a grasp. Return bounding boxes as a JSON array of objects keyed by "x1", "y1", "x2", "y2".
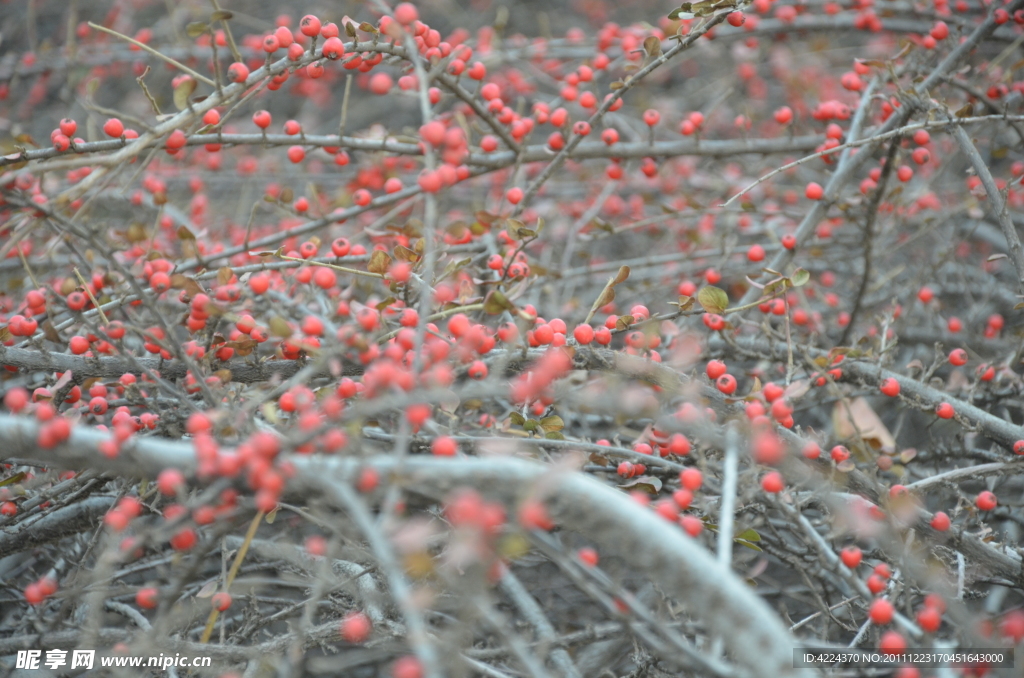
[
  {"x1": 394, "y1": 3, "x2": 419, "y2": 25},
  {"x1": 802, "y1": 441, "x2": 821, "y2": 459},
  {"x1": 227, "y1": 62, "x2": 249, "y2": 83},
  {"x1": 680, "y1": 467, "x2": 702, "y2": 491},
  {"x1": 157, "y1": 468, "x2": 185, "y2": 495},
  {"x1": 431, "y1": 436, "x2": 458, "y2": 456},
  {"x1": 577, "y1": 547, "x2": 599, "y2": 567},
  {"x1": 917, "y1": 605, "x2": 941, "y2": 633},
  {"x1": 299, "y1": 15, "x2": 322, "y2": 36},
  {"x1": 69, "y1": 335, "x2": 90, "y2": 354},
  {"x1": 879, "y1": 378, "x2": 900, "y2": 397},
  {"x1": 830, "y1": 445, "x2": 850, "y2": 462},
  {"x1": 716, "y1": 374, "x2": 737, "y2": 395},
  {"x1": 136, "y1": 587, "x2": 159, "y2": 609},
  {"x1": 869, "y1": 598, "x2": 894, "y2": 625},
  {"x1": 392, "y1": 656, "x2": 423, "y2": 678},
  {"x1": 761, "y1": 471, "x2": 784, "y2": 493},
  {"x1": 935, "y1": 402, "x2": 954, "y2": 419},
  {"x1": 212, "y1": 592, "x2": 232, "y2": 611},
  {"x1": 930, "y1": 511, "x2": 950, "y2": 531},
  {"x1": 24, "y1": 583, "x2": 44, "y2": 605},
  {"x1": 840, "y1": 546, "x2": 862, "y2": 569},
  {"x1": 879, "y1": 631, "x2": 906, "y2": 655},
  {"x1": 805, "y1": 182, "x2": 824, "y2": 200},
  {"x1": 341, "y1": 611, "x2": 372, "y2": 643},
  {"x1": 668, "y1": 434, "x2": 691, "y2": 456},
  {"x1": 706, "y1": 360, "x2": 727, "y2": 379},
  {"x1": 103, "y1": 118, "x2": 124, "y2": 137},
  {"x1": 976, "y1": 490, "x2": 997, "y2": 511},
  {"x1": 948, "y1": 348, "x2": 967, "y2": 366},
  {"x1": 573, "y1": 324, "x2": 594, "y2": 344}
]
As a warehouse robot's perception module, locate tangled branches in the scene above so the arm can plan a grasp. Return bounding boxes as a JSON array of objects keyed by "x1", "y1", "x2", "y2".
[{"x1": 2, "y1": 0, "x2": 1024, "y2": 676}]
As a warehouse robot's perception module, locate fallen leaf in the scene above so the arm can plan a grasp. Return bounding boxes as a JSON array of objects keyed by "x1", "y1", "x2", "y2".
[{"x1": 832, "y1": 397, "x2": 896, "y2": 454}]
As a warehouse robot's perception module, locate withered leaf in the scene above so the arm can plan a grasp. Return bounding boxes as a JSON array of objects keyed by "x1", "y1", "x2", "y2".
[
  {"x1": 483, "y1": 290, "x2": 516, "y2": 314},
  {"x1": 394, "y1": 245, "x2": 420, "y2": 262},
  {"x1": 170, "y1": 274, "x2": 204, "y2": 298},
  {"x1": 269, "y1": 316, "x2": 292, "y2": 338},
  {"x1": 367, "y1": 250, "x2": 392, "y2": 274},
  {"x1": 226, "y1": 338, "x2": 257, "y2": 356},
  {"x1": 42, "y1": 321, "x2": 60, "y2": 343},
  {"x1": 539, "y1": 415, "x2": 564, "y2": 432},
  {"x1": 474, "y1": 210, "x2": 498, "y2": 225},
  {"x1": 833, "y1": 397, "x2": 896, "y2": 454},
  {"x1": 173, "y1": 77, "x2": 197, "y2": 111},
  {"x1": 619, "y1": 475, "x2": 663, "y2": 493}
]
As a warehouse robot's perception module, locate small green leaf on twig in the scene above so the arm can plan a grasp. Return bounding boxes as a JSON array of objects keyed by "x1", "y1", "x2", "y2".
[
  {"x1": 697, "y1": 285, "x2": 729, "y2": 314},
  {"x1": 790, "y1": 268, "x2": 810, "y2": 287},
  {"x1": 186, "y1": 22, "x2": 209, "y2": 38},
  {"x1": 483, "y1": 290, "x2": 516, "y2": 315}
]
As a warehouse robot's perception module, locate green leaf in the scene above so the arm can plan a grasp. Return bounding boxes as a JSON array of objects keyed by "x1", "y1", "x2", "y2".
[
  {"x1": 790, "y1": 268, "x2": 810, "y2": 287},
  {"x1": 735, "y1": 528, "x2": 760, "y2": 542},
  {"x1": 186, "y1": 22, "x2": 209, "y2": 38},
  {"x1": 172, "y1": 76, "x2": 197, "y2": 111},
  {"x1": 483, "y1": 290, "x2": 516, "y2": 315},
  {"x1": 509, "y1": 412, "x2": 526, "y2": 426},
  {"x1": 0, "y1": 472, "x2": 27, "y2": 488},
  {"x1": 524, "y1": 420, "x2": 539, "y2": 432},
  {"x1": 762, "y1": 279, "x2": 787, "y2": 297},
  {"x1": 210, "y1": 9, "x2": 233, "y2": 20},
  {"x1": 697, "y1": 285, "x2": 729, "y2": 314},
  {"x1": 735, "y1": 540, "x2": 763, "y2": 552},
  {"x1": 544, "y1": 431, "x2": 565, "y2": 440},
  {"x1": 539, "y1": 415, "x2": 564, "y2": 432}
]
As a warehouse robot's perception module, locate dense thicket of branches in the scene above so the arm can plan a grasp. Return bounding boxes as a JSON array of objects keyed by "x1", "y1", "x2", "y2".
[{"x1": 2, "y1": 0, "x2": 1024, "y2": 676}]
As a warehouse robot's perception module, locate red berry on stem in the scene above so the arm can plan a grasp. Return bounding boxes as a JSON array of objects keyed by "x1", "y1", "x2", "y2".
[{"x1": 976, "y1": 490, "x2": 997, "y2": 511}]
